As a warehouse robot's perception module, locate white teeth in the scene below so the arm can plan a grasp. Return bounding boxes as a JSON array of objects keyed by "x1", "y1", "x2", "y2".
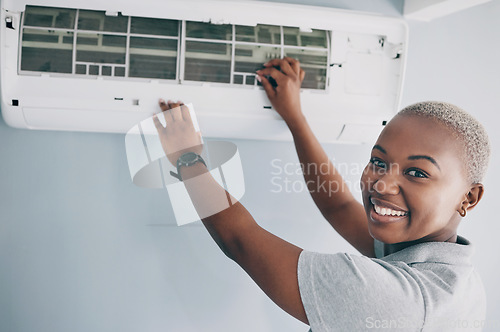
[{"x1": 373, "y1": 204, "x2": 407, "y2": 217}]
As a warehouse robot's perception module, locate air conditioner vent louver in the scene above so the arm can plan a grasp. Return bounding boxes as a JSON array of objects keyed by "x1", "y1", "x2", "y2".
[{"x1": 19, "y1": 5, "x2": 330, "y2": 90}]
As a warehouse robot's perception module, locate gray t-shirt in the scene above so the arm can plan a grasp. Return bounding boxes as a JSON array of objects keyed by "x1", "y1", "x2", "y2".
[{"x1": 297, "y1": 236, "x2": 486, "y2": 331}]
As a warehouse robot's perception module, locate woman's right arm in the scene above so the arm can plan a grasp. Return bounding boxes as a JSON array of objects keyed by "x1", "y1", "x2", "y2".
[{"x1": 257, "y1": 58, "x2": 375, "y2": 257}]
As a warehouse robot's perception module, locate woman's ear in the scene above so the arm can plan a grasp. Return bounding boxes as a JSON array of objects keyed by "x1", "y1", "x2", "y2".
[{"x1": 459, "y1": 183, "x2": 484, "y2": 215}]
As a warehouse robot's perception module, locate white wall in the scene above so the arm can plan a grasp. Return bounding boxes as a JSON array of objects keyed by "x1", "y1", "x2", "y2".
[{"x1": 1, "y1": 0, "x2": 499, "y2": 331}]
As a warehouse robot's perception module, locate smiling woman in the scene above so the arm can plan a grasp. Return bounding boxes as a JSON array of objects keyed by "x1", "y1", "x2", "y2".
[
  {"x1": 155, "y1": 58, "x2": 490, "y2": 331},
  {"x1": 291, "y1": 98, "x2": 490, "y2": 331},
  {"x1": 361, "y1": 105, "x2": 490, "y2": 248}
]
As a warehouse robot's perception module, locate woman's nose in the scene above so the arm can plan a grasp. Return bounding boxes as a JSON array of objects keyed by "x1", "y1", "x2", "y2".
[{"x1": 373, "y1": 173, "x2": 400, "y2": 195}]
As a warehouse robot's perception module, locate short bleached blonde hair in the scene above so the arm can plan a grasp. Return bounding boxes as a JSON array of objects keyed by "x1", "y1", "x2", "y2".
[{"x1": 397, "y1": 101, "x2": 490, "y2": 184}]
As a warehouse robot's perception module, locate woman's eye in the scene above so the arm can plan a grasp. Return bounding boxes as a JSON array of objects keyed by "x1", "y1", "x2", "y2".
[
  {"x1": 407, "y1": 169, "x2": 428, "y2": 178},
  {"x1": 370, "y1": 158, "x2": 386, "y2": 168}
]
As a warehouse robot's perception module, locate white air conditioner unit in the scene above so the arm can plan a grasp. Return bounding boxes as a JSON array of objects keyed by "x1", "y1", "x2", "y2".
[{"x1": 0, "y1": 0, "x2": 408, "y2": 143}]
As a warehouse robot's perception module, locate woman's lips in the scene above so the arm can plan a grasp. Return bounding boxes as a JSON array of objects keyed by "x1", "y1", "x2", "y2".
[
  {"x1": 370, "y1": 197, "x2": 408, "y2": 213},
  {"x1": 369, "y1": 197, "x2": 409, "y2": 223}
]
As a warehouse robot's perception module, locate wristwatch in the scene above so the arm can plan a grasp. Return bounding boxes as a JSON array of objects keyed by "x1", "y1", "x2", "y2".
[{"x1": 170, "y1": 151, "x2": 207, "y2": 181}]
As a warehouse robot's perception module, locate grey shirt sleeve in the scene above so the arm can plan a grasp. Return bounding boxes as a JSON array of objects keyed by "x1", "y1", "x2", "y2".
[{"x1": 297, "y1": 250, "x2": 425, "y2": 332}]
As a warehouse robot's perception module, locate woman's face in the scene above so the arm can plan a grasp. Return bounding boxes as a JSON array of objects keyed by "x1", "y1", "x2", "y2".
[{"x1": 360, "y1": 115, "x2": 471, "y2": 244}]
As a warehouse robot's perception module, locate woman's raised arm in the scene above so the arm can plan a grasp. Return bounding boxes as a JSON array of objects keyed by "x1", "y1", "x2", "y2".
[
  {"x1": 153, "y1": 100, "x2": 309, "y2": 324},
  {"x1": 257, "y1": 58, "x2": 374, "y2": 257}
]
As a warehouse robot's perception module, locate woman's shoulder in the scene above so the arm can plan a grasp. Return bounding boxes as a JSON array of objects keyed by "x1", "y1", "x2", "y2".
[{"x1": 298, "y1": 236, "x2": 486, "y2": 331}]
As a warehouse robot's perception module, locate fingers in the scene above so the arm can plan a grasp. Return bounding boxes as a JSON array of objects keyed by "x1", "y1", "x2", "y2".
[
  {"x1": 256, "y1": 74, "x2": 276, "y2": 98},
  {"x1": 159, "y1": 99, "x2": 173, "y2": 124},
  {"x1": 299, "y1": 69, "x2": 305, "y2": 82},
  {"x1": 264, "y1": 57, "x2": 301, "y2": 76},
  {"x1": 152, "y1": 113, "x2": 164, "y2": 133},
  {"x1": 159, "y1": 99, "x2": 169, "y2": 111},
  {"x1": 263, "y1": 58, "x2": 294, "y2": 76},
  {"x1": 257, "y1": 67, "x2": 287, "y2": 86},
  {"x1": 168, "y1": 100, "x2": 183, "y2": 122},
  {"x1": 283, "y1": 56, "x2": 301, "y2": 74},
  {"x1": 169, "y1": 101, "x2": 193, "y2": 122},
  {"x1": 180, "y1": 104, "x2": 192, "y2": 122},
  {"x1": 159, "y1": 99, "x2": 193, "y2": 124}
]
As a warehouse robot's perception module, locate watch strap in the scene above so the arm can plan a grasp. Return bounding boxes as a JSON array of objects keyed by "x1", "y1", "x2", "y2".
[{"x1": 169, "y1": 170, "x2": 182, "y2": 181}]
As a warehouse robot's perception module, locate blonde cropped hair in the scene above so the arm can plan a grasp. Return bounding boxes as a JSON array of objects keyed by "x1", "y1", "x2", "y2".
[{"x1": 397, "y1": 101, "x2": 490, "y2": 184}]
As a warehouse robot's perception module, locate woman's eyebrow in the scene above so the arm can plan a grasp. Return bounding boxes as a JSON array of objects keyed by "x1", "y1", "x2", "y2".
[
  {"x1": 408, "y1": 155, "x2": 441, "y2": 171},
  {"x1": 373, "y1": 145, "x2": 441, "y2": 171},
  {"x1": 372, "y1": 145, "x2": 386, "y2": 154}
]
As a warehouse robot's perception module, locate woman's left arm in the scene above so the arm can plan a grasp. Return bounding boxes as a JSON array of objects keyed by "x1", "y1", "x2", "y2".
[{"x1": 153, "y1": 100, "x2": 309, "y2": 325}]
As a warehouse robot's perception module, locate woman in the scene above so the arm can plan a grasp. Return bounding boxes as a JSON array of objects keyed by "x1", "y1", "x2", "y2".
[{"x1": 153, "y1": 57, "x2": 489, "y2": 331}]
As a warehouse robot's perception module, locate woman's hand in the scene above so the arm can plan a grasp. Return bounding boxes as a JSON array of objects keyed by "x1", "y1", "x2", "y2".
[
  {"x1": 256, "y1": 57, "x2": 306, "y2": 128},
  {"x1": 153, "y1": 99, "x2": 203, "y2": 166}
]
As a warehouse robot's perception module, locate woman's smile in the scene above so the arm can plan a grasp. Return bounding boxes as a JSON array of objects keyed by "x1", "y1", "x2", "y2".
[{"x1": 369, "y1": 197, "x2": 409, "y2": 224}]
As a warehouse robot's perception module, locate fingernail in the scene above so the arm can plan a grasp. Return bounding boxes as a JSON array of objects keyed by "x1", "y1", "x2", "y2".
[
  {"x1": 263, "y1": 62, "x2": 269, "y2": 66},
  {"x1": 159, "y1": 98, "x2": 165, "y2": 104},
  {"x1": 255, "y1": 75, "x2": 262, "y2": 83}
]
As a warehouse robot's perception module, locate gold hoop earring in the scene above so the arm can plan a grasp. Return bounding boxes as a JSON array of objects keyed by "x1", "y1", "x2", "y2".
[{"x1": 459, "y1": 209, "x2": 467, "y2": 217}]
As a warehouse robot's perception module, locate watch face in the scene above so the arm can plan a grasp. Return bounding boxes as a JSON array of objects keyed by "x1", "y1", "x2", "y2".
[{"x1": 179, "y1": 152, "x2": 198, "y2": 164}]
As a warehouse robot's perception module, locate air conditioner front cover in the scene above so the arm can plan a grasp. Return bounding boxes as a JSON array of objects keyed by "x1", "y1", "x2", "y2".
[{"x1": 0, "y1": 0, "x2": 408, "y2": 143}]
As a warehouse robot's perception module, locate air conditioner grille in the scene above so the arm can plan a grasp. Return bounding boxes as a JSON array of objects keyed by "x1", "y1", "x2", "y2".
[{"x1": 19, "y1": 5, "x2": 330, "y2": 90}]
